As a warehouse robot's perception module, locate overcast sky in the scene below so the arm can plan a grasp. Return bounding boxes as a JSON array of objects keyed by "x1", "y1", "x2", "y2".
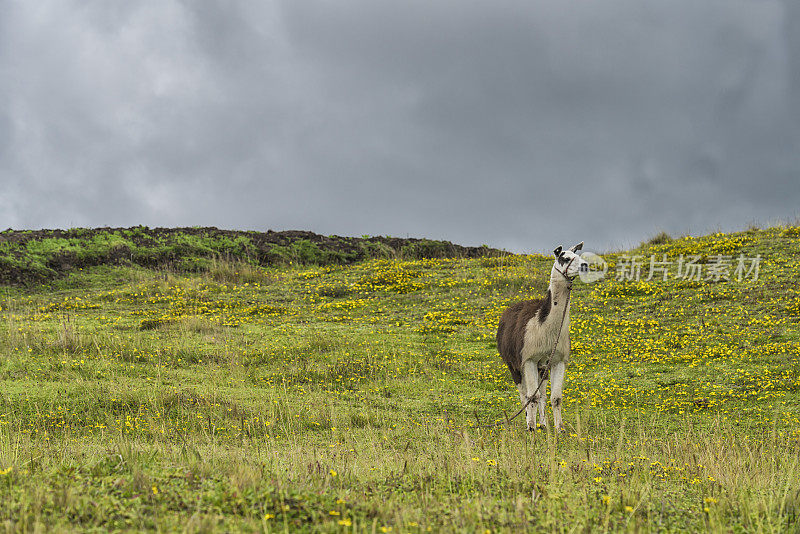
[{"x1": 1, "y1": 0, "x2": 799, "y2": 252}]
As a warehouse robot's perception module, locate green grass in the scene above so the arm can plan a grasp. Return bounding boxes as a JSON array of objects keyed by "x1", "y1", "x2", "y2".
[
  {"x1": 0, "y1": 227, "x2": 799, "y2": 532},
  {"x1": 0, "y1": 227, "x2": 500, "y2": 285}
]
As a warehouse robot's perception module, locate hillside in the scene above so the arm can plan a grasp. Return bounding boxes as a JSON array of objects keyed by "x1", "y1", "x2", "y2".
[
  {"x1": 0, "y1": 225, "x2": 799, "y2": 532},
  {"x1": 0, "y1": 226, "x2": 503, "y2": 284}
]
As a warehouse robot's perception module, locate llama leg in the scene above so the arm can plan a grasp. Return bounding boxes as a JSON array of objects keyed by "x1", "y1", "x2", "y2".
[
  {"x1": 516, "y1": 380, "x2": 527, "y2": 418},
  {"x1": 522, "y1": 360, "x2": 541, "y2": 430},
  {"x1": 550, "y1": 361, "x2": 567, "y2": 432},
  {"x1": 537, "y1": 368, "x2": 549, "y2": 429}
]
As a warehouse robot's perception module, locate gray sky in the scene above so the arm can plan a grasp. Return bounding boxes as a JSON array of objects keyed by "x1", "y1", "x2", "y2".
[{"x1": 1, "y1": 0, "x2": 799, "y2": 253}]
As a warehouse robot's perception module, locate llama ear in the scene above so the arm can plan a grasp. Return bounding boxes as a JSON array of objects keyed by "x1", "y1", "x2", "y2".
[
  {"x1": 553, "y1": 245, "x2": 563, "y2": 258},
  {"x1": 569, "y1": 242, "x2": 584, "y2": 253}
]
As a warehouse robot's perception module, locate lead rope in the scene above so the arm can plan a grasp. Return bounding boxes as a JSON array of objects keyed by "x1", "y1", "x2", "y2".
[{"x1": 470, "y1": 256, "x2": 575, "y2": 430}]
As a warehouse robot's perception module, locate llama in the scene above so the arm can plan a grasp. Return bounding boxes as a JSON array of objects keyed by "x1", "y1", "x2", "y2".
[{"x1": 496, "y1": 242, "x2": 588, "y2": 431}]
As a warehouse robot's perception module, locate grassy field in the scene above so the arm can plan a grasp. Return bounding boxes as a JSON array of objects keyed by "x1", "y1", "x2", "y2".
[{"x1": 1, "y1": 226, "x2": 799, "y2": 532}]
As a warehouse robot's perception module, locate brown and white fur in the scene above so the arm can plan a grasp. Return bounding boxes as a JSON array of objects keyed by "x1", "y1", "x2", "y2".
[{"x1": 497, "y1": 242, "x2": 588, "y2": 431}]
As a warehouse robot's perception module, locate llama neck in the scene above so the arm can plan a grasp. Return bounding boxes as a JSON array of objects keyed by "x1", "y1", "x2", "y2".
[{"x1": 547, "y1": 278, "x2": 572, "y2": 309}]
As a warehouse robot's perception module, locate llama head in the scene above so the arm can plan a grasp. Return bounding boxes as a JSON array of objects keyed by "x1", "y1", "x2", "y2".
[{"x1": 551, "y1": 242, "x2": 589, "y2": 281}]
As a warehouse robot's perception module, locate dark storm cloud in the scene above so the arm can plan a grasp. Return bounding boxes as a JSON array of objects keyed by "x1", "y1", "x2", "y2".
[{"x1": 1, "y1": 0, "x2": 798, "y2": 252}]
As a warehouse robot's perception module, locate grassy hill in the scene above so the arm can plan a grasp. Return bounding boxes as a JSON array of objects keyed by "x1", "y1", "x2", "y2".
[
  {"x1": 0, "y1": 226, "x2": 502, "y2": 284},
  {"x1": 0, "y1": 226, "x2": 799, "y2": 532}
]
